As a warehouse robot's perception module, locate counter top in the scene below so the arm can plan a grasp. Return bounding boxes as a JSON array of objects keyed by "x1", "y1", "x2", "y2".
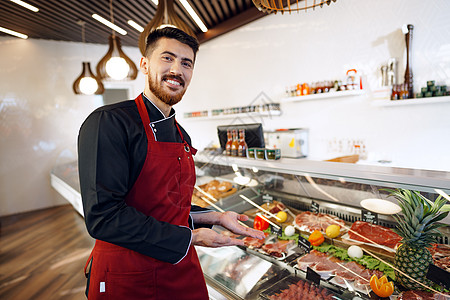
[{"x1": 50, "y1": 161, "x2": 83, "y2": 216}]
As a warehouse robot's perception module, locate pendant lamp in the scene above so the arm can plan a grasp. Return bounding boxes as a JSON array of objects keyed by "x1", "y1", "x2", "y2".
[
  {"x1": 73, "y1": 21, "x2": 104, "y2": 95},
  {"x1": 252, "y1": 0, "x2": 337, "y2": 14},
  {"x1": 73, "y1": 62, "x2": 105, "y2": 95},
  {"x1": 138, "y1": 0, "x2": 196, "y2": 56},
  {"x1": 96, "y1": 0, "x2": 138, "y2": 81}
]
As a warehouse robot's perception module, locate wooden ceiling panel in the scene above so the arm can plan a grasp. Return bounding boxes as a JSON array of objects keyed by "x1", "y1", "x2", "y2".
[
  {"x1": 190, "y1": 1, "x2": 213, "y2": 28},
  {"x1": 0, "y1": 0, "x2": 266, "y2": 46},
  {"x1": 210, "y1": 0, "x2": 225, "y2": 22}
]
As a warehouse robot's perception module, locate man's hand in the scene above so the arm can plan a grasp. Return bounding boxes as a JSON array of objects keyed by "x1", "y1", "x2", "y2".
[
  {"x1": 190, "y1": 210, "x2": 266, "y2": 247},
  {"x1": 219, "y1": 211, "x2": 266, "y2": 240},
  {"x1": 192, "y1": 228, "x2": 244, "y2": 247}
]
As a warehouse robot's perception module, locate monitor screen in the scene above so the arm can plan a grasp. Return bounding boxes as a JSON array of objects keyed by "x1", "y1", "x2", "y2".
[{"x1": 217, "y1": 123, "x2": 265, "y2": 150}]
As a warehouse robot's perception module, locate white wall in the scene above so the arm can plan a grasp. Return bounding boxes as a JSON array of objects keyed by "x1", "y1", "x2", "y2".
[
  {"x1": 0, "y1": 37, "x2": 145, "y2": 216},
  {"x1": 1, "y1": 0, "x2": 449, "y2": 216},
  {"x1": 178, "y1": 0, "x2": 450, "y2": 172}
]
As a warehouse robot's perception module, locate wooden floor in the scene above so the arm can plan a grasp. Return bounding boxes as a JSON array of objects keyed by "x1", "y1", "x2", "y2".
[{"x1": 0, "y1": 205, "x2": 95, "y2": 300}]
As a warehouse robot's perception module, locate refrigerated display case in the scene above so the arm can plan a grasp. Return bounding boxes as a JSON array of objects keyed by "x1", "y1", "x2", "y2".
[
  {"x1": 192, "y1": 152, "x2": 450, "y2": 299},
  {"x1": 50, "y1": 153, "x2": 450, "y2": 299}
]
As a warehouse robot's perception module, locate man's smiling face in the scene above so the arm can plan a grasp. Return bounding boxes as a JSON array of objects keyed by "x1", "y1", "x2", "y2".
[{"x1": 144, "y1": 37, "x2": 195, "y2": 106}]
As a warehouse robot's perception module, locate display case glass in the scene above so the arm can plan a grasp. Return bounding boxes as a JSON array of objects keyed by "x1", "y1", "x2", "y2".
[{"x1": 192, "y1": 152, "x2": 450, "y2": 299}]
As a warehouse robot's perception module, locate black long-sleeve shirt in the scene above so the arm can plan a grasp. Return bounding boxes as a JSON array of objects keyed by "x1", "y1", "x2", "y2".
[{"x1": 78, "y1": 93, "x2": 209, "y2": 264}]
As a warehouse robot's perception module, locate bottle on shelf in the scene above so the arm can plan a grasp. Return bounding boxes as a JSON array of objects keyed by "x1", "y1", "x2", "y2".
[
  {"x1": 296, "y1": 84, "x2": 302, "y2": 96},
  {"x1": 231, "y1": 129, "x2": 239, "y2": 156},
  {"x1": 225, "y1": 130, "x2": 233, "y2": 156},
  {"x1": 238, "y1": 129, "x2": 248, "y2": 157},
  {"x1": 302, "y1": 83, "x2": 310, "y2": 95}
]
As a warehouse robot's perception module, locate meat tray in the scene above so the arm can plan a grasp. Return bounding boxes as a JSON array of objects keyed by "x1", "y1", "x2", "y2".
[
  {"x1": 196, "y1": 245, "x2": 289, "y2": 299},
  {"x1": 258, "y1": 275, "x2": 361, "y2": 300}
]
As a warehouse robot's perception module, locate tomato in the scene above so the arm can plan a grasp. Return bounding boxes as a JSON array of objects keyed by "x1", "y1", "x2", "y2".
[
  {"x1": 370, "y1": 274, "x2": 394, "y2": 298},
  {"x1": 253, "y1": 216, "x2": 269, "y2": 231},
  {"x1": 308, "y1": 230, "x2": 325, "y2": 246}
]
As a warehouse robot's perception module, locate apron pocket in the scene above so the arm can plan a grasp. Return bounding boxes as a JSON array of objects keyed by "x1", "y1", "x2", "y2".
[{"x1": 105, "y1": 269, "x2": 155, "y2": 299}]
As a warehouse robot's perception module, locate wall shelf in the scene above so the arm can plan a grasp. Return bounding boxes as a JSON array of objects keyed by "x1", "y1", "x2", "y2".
[
  {"x1": 183, "y1": 110, "x2": 281, "y2": 121},
  {"x1": 281, "y1": 90, "x2": 365, "y2": 103},
  {"x1": 371, "y1": 95, "x2": 450, "y2": 107}
]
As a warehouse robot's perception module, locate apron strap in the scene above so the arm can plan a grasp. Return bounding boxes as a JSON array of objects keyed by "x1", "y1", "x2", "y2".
[
  {"x1": 136, "y1": 94, "x2": 197, "y2": 155},
  {"x1": 175, "y1": 119, "x2": 197, "y2": 155},
  {"x1": 134, "y1": 94, "x2": 154, "y2": 142}
]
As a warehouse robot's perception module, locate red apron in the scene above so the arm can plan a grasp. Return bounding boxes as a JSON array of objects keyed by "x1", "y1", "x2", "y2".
[{"x1": 85, "y1": 94, "x2": 208, "y2": 299}]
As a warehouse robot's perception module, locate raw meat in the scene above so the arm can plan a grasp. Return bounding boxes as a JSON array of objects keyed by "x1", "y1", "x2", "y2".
[
  {"x1": 269, "y1": 202, "x2": 286, "y2": 214},
  {"x1": 297, "y1": 250, "x2": 343, "y2": 278},
  {"x1": 434, "y1": 256, "x2": 450, "y2": 272},
  {"x1": 398, "y1": 290, "x2": 450, "y2": 300},
  {"x1": 294, "y1": 211, "x2": 345, "y2": 233},
  {"x1": 429, "y1": 243, "x2": 450, "y2": 272},
  {"x1": 353, "y1": 269, "x2": 383, "y2": 291},
  {"x1": 262, "y1": 240, "x2": 293, "y2": 258},
  {"x1": 348, "y1": 221, "x2": 402, "y2": 248},
  {"x1": 267, "y1": 278, "x2": 335, "y2": 300},
  {"x1": 297, "y1": 249, "x2": 389, "y2": 290},
  {"x1": 430, "y1": 243, "x2": 450, "y2": 259},
  {"x1": 333, "y1": 261, "x2": 366, "y2": 284},
  {"x1": 297, "y1": 250, "x2": 330, "y2": 271}
]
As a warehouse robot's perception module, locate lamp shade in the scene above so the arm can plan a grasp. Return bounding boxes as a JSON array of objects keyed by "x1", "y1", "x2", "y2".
[
  {"x1": 138, "y1": 0, "x2": 196, "y2": 56},
  {"x1": 73, "y1": 62, "x2": 104, "y2": 95},
  {"x1": 96, "y1": 35, "x2": 138, "y2": 81},
  {"x1": 252, "y1": 0, "x2": 337, "y2": 13}
]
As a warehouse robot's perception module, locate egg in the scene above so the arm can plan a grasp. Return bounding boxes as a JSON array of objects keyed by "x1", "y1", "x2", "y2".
[
  {"x1": 284, "y1": 225, "x2": 295, "y2": 237},
  {"x1": 347, "y1": 245, "x2": 363, "y2": 259}
]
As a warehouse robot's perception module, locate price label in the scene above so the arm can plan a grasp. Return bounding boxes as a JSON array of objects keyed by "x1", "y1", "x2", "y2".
[
  {"x1": 285, "y1": 253, "x2": 302, "y2": 265},
  {"x1": 311, "y1": 201, "x2": 320, "y2": 213},
  {"x1": 427, "y1": 264, "x2": 450, "y2": 289},
  {"x1": 361, "y1": 209, "x2": 378, "y2": 224},
  {"x1": 272, "y1": 225, "x2": 282, "y2": 237},
  {"x1": 262, "y1": 193, "x2": 273, "y2": 203},
  {"x1": 306, "y1": 266, "x2": 321, "y2": 285},
  {"x1": 298, "y1": 235, "x2": 311, "y2": 253}
]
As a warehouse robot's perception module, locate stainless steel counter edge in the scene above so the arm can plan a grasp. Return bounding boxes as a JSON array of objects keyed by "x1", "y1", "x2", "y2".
[{"x1": 194, "y1": 153, "x2": 450, "y2": 193}]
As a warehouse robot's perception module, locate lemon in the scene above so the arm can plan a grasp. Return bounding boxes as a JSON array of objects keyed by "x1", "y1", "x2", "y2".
[
  {"x1": 325, "y1": 224, "x2": 341, "y2": 238},
  {"x1": 276, "y1": 211, "x2": 287, "y2": 223}
]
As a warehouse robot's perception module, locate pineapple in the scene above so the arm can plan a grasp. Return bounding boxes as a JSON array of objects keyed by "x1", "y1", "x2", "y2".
[{"x1": 387, "y1": 188, "x2": 449, "y2": 290}]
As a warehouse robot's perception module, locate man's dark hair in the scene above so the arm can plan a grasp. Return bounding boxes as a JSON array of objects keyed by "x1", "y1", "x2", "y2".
[{"x1": 145, "y1": 27, "x2": 199, "y2": 60}]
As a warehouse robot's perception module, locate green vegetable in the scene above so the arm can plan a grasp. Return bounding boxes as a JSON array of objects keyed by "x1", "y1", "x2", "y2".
[{"x1": 278, "y1": 232, "x2": 299, "y2": 244}]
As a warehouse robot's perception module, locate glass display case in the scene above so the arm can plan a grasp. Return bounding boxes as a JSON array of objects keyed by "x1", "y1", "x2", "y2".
[
  {"x1": 50, "y1": 153, "x2": 450, "y2": 299},
  {"x1": 193, "y1": 152, "x2": 450, "y2": 299}
]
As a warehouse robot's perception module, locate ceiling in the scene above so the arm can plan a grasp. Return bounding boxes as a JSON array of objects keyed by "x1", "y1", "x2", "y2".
[{"x1": 0, "y1": 0, "x2": 267, "y2": 47}]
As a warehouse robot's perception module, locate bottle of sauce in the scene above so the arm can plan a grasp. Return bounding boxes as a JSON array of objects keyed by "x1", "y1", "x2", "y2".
[
  {"x1": 238, "y1": 129, "x2": 248, "y2": 157},
  {"x1": 302, "y1": 83, "x2": 310, "y2": 95},
  {"x1": 231, "y1": 130, "x2": 239, "y2": 156},
  {"x1": 225, "y1": 130, "x2": 232, "y2": 156},
  {"x1": 296, "y1": 84, "x2": 302, "y2": 96}
]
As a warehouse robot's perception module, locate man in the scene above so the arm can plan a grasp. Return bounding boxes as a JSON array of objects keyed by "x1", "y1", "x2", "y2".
[{"x1": 78, "y1": 27, "x2": 264, "y2": 300}]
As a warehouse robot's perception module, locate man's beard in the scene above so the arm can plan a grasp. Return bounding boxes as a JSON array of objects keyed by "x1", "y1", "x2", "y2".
[{"x1": 148, "y1": 74, "x2": 186, "y2": 106}]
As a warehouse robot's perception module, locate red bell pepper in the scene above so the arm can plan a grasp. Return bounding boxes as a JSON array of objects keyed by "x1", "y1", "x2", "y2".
[{"x1": 253, "y1": 215, "x2": 269, "y2": 231}]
